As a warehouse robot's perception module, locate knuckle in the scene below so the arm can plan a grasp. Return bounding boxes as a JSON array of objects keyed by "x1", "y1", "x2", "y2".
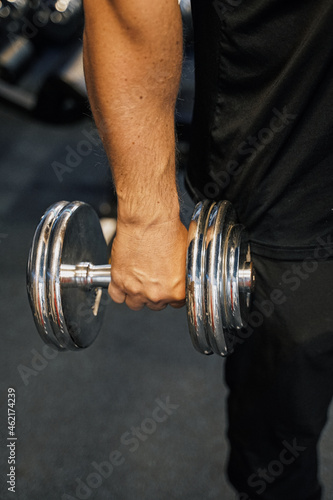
[
  {"x1": 147, "y1": 292, "x2": 166, "y2": 305},
  {"x1": 171, "y1": 287, "x2": 186, "y2": 303},
  {"x1": 110, "y1": 272, "x2": 124, "y2": 290},
  {"x1": 125, "y1": 298, "x2": 144, "y2": 311}
]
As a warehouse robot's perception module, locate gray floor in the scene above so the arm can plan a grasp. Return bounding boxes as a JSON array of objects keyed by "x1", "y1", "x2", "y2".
[{"x1": 0, "y1": 102, "x2": 332, "y2": 500}]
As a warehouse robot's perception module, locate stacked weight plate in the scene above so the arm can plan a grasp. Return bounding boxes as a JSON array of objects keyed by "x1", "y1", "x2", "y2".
[
  {"x1": 186, "y1": 200, "x2": 254, "y2": 357},
  {"x1": 26, "y1": 201, "x2": 109, "y2": 351}
]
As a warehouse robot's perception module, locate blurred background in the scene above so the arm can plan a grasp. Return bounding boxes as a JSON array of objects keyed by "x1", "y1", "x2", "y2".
[{"x1": 0, "y1": 1, "x2": 332, "y2": 499}]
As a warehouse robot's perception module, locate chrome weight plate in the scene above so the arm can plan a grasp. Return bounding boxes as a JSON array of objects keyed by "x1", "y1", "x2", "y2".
[
  {"x1": 238, "y1": 231, "x2": 255, "y2": 326},
  {"x1": 27, "y1": 201, "x2": 70, "y2": 351},
  {"x1": 47, "y1": 201, "x2": 109, "y2": 350},
  {"x1": 224, "y1": 223, "x2": 245, "y2": 331},
  {"x1": 205, "y1": 201, "x2": 237, "y2": 356},
  {"x1": 186, "y1": 200, "x2": 215, "y2": 355}
]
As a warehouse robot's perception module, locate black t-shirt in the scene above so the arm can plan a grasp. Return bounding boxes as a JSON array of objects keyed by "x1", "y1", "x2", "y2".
[{"x1": 186, "y1": 0, "x2": 333, "y2": 259}]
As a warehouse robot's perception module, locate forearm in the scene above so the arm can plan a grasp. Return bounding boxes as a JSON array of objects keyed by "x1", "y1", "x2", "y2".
[{"x1": 82, "y1": 0, "x2": 183, "y2": 224}]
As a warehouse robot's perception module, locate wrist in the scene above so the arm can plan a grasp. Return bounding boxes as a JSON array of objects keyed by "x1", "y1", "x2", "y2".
[
  {"x1": 114, "y1": 213, "x2": 186, "y2": 250},
  {"x1": 117, "y1": 186, "x2": 180, "y2": 226}
]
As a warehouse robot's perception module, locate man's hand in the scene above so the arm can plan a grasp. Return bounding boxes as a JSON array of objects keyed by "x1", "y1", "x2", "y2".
[{"x1": 109, "y1": 216, "x2": 188, "y2": 311}]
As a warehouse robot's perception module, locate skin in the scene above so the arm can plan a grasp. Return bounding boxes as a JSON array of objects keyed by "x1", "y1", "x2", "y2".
[{"x1": 82, "y1": 0, "x2": 187, "y2": 311}]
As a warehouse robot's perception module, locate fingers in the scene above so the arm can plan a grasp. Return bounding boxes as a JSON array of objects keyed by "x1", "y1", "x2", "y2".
[
  {"x1": 169, "y1": 299, "x2": 186, "y2": 309},
  {"x1": 109, "y1": 283, "x2": 166, "y2": 311},
  {"x1": 146, "y1": 302, "x2": 168, "y2": 312},
  {"x1": 108, "y1": 282, "x2": 184, "y2": 311},
  {"x1": 109, "y1": 283, "x2": 144, "y2": 311},
  {"x1": 125, "y1": 296, "x2": 145, "y2": 311},
  {"x1": 108, "y1": 283, "x2": 126, "y2": 304}
]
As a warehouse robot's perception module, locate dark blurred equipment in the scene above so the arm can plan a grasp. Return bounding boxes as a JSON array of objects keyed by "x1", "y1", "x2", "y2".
[
  {"x1": 0, "y1": 0, "x2": 34, "y2": 83},
  {"x1": 0, "y1": 0, "x2": 194, "y2": 126},
  {"x1": 28, "y1": 0, "x2": 83, "y2": 43},
  {"x1": 180, "y1": 0, "x2": 193, "y2": 45},
  {"x1": 34, "y1": 42, "x2": 89, "y2": 122},
  {"x1": 0, "y1": 0, "x2": 85, "y2": 121}
]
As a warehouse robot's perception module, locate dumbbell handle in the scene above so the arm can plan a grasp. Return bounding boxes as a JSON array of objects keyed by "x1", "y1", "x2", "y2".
[
  {"x1": 60, "y1": 262, "x2": 111, "y2": 289},
  {"x1": 60, "y1": 261, "x2": 255, "y2": 293}
]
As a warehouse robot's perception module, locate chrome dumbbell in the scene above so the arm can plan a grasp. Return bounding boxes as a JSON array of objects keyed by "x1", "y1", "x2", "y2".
[{"x1": 27, "y1": 200, "x2": 255, "y2": 356}]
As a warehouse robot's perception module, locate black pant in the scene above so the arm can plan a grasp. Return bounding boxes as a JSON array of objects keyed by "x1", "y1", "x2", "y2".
[{"x1": 225, "y1": 254, "x2": 333, "y2": 500}]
